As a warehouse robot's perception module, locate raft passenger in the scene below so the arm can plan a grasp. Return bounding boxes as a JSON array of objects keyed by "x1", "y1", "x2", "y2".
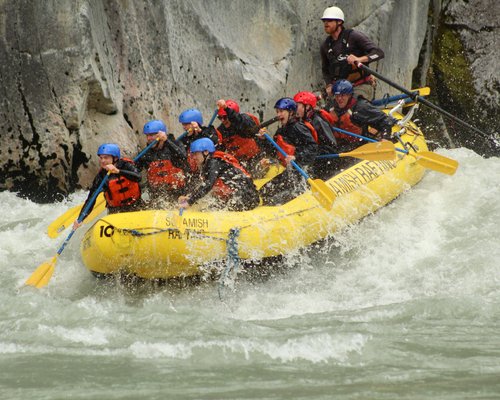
[
  {"x1": 178, "y1": 138, "x2": 260, "y2": 212},
  {"x1": 216, "y1": 99, "x2": 265, "y2": 176},
  {"x1": 258, "y1": 98, "x2": 319, "y2": 206},
  {"x1": 293, "y1": 91, "x2": 340, "y2": 179},
  {"x1": 136, "y1": 120, "x2": 189, "y2": 206},
  {"x1": 177, "y1": 108, "x2": 221, "y2": 153},
  {"x1": 73, "y1": 143, "x2": 142, "y2": 229},
  {"x1": 329, "y1": 80, "x2": 397, "y2": 150}
]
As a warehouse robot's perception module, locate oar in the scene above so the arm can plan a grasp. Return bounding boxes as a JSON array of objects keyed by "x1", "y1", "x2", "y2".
[
  {"x1": 316, "y1": 141, "x2": 396, "y2": 161},
  {"x1": 26, "y1": 172, "x2": 111, "y2": 288},
  {"x1": 332, "y1": 126, "x2": 458, "y2": 175},
  {"x1": 371, "y1": 87, "x2": 430, "y2": 107},
  {"x1": 47, "y1": 139, "x2": 159, "y2": 238},
  {"x1": 357, "y1": 62, "x2": 492, "y2": 140},
  {"x1": 262, "y1": 133, "x2": 336, "y2": 210}
]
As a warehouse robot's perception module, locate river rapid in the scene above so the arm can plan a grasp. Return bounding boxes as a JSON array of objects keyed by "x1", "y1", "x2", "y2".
[{"x1": 1, "y1": 147, "x2": 499, "y2": 400}]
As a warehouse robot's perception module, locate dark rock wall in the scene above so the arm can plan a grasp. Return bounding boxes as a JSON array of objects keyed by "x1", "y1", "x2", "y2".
[{"x1": 1, "y1": 0, "x2": 497, "y2": 202}]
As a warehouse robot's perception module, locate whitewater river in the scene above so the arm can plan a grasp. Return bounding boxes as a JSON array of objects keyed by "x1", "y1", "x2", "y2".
[{"x1": 1, "y1": 147, "x2": 499, "y2": 399}]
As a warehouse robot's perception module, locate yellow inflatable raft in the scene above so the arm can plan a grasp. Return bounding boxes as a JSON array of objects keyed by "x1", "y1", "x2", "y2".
[{"x1": 81, "y1": 118, "x2": 429, "y2": 280}]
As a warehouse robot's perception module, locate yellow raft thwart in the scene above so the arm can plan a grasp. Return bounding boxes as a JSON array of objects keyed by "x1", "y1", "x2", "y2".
[{"x1": 81, "y1": 120, "x2": 428, "y2": 280}]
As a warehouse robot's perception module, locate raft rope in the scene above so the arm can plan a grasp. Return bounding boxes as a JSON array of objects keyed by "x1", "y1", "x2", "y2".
[{"x1": 99, "y1": 205, "x2": 318, "y2": 242}]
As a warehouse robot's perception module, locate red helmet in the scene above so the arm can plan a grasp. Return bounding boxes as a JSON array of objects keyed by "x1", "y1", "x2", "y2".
[
  {"x1": 218, "y1": 99, "x2": 240, "y2": 116},
  {"x1": 293, "y1": 91, "x2": 318, "y2": 108}
]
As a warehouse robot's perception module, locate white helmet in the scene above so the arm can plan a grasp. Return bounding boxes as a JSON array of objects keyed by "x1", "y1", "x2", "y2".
[{"x1": 321, "y1": 6, "x2": 345, "y2": 21}]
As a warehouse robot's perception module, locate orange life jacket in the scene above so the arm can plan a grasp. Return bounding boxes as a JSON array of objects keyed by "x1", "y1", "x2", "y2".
[
  {"x1": 303, "y1": 121, "x2": 319, "y2": 144},
  {"x1": 222, "y1": 113, "x2": 261, "y2": 160},
  {"x1": 211, "y1": 151, "x2": 250, "y2": 200},
  {"x1": 274, "y1": 122, "x2": 318, "y2": 166},
  {"x1": 329, "y1": 99, "x2": 363, "y2": 142},
  {"x1": 147, "y1": 160, "x2": 186, "y2": 189},
  {"x1": 104, "y1": 159, "x2": 141, "y2": 207},
  {"x1": 319, "y1": 109, "x2": 335, "y2": 125},
  {"x1": 274, "y1": 134, "x2": 296, "y2": 166}
]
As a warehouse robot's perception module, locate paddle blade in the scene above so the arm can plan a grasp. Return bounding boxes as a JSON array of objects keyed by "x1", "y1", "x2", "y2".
[
  {"x1": 411, "y1": 151, "x2": 459, "y2": 175},
  {"x1": 47, "y1": 205, "x2": 81, "y2": 238},
  {"x1": 47, "y1": 193, "x2": 106, "y2": 239},
  {"x1": 84, "y1": 195, "x2": 106, "y2": 223},
  {"x1": 341, "y1": 141, "x2": 396, "y2": 161},
  {"x1": 308, "y1": 178, "x2": 336, "y2": 210},
  {"x1": 25, "y1": 256, "x2": 58, "y2": 288}
]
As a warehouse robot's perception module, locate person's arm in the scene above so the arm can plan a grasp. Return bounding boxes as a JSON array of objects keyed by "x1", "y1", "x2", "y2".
[
  {"x1": 313, "y1": 115, "x2": 337, "y2": 147},
  {"x1": 292, "y1": 123, "x2": 319, "y2": 165},
  {"x1": 185, "y1": 158, "x2": 223, "y2": 205},
  {"x1": 77, "y1": 170, "x2": 106, "y2": 222},
  {"x1": 351, "y1": 100, "x2": 396, "y2": 138},
  {"x1": 117, "y1": 160, "x2": 142, "y2": 182},
  {"x1": 225, "y1": 107, "x2": 258, "y2": 138},
  {"x1": 320, "y1": 39, "x2": 332, "y2": 84},
  {"x1": 346, "y1": 30, "x2": 384, "y2": 65}
]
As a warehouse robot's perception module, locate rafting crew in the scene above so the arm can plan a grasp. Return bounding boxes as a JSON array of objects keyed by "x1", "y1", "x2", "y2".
[
  {"x1": 258, "y1": 98, "x2": 319, "y2": 206},
  {"x1": 135, "y1": 120, "x2": 190, "y2": 207},
  {"x1": 73, "y1": 143, "x2": 142, "y2": 229},
  {"x1": 329, "y1": 80, "x2": 397, "y2": 148},
  {"x1": 320, "y1": 6, "x2": 384, "y2": 103},
  {"x1": 216, "y1": 99, "x2": 268, "y2": 177},
  {"x1": 293, "y1": 91, "x2": 340, "y2": 179},
  {"x1": 178, "y1": 138, "x2": 260, "y2": 212}
]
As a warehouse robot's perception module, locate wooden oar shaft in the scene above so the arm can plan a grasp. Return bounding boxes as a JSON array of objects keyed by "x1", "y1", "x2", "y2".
[{"x1": 358, "y1": 63, "x2": 490, "y2": 137}]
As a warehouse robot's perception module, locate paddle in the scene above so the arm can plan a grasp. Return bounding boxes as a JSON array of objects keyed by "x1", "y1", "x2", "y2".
[
  {"x1": 357, "y1": 62, "x2": 492, "y2": 140},
  {"x1": 331, "y1": 126, "x2": 458, "y2": 175},
  {"x1": 26, "y1": 172, "x2": 111, "y2": 288},
  {"x1": 372, "y1": 87, "x2": 430, "y2": 107},
  {"x1": 262, "y1": 132, "x2": 336, "y2": 210},
  {"x1": 47, "y1": 139, "x2": 159, "y2": 239},
  {"x1": 316, "y1": 141, "x2": 396, "y2": 161}
]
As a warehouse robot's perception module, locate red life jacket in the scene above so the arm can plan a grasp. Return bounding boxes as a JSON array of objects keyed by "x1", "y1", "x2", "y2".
[
  {"x1": 147, "y1": 160, "x2": 186, "y2": 189},
  {"x1": 329, "y1": 98, "x2": 363, "y2": 142},
  {"x1": 211, "y1": 151, "x2": 250, "y2": 200},
  {"x1": 274, "y1": 121, "x2": 318, "y2": 166},
  {"x1": 274, "y1": 134, "x2": 296, "y2": 166},
  {"x1": 104, "y1": 158, "x2": 141, "y2": 208},
  {"x1": 303, "y1": 121, "x2": 319, "y2": 144},
  {"x1": 319, "y1": 109, "x2": 335, "y2": 125},
  {"x1": 222, "y1": 113, "x2": 261, "y2": 160}
]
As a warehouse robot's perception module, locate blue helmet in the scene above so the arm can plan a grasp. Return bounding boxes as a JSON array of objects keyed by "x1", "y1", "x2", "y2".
[
  {"x1": 333, "y1": 79, "x2": 353, "y2": 95},
  {"x1": 143, "y1": 120, "x2": 167, "y2": 135},
  {"x1": 179, "y1": 108, "x2": 203, "y2": 125},
  {"x1": 97, "y1": 143, "x2": 120, "y2": 158},
  {"x1": 274, "y1": 97, "x2": 297, "y2": 112},
  {"x1": 190, "y1": 138, "x2": 215, "y2": 153}
]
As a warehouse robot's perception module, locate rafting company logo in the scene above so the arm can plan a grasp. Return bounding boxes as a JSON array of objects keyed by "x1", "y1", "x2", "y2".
[
  {"x1": 328, "y1": 159, "x2": 397, "y2": 196},
  {"x1": 165, "y1": 216, "x2": 209, "y2": 229}
]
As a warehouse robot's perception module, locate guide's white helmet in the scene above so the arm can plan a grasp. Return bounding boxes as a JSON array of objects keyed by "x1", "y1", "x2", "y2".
[{"x1": 321, "y1": 6, "x2": 345, "y2": 21}]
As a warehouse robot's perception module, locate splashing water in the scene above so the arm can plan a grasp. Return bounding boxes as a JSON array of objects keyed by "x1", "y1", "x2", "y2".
[{"x1": 1, "y1": 148, "x2": 499, "y2": 399}]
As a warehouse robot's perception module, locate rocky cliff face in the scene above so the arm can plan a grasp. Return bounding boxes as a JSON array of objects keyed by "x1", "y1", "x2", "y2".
[
  {"x1": 415, "y1": 0, "x2": 499, "y2": 155},
  {"x1": 1, "y1": 0, "x2": 496, "y2": 202}
]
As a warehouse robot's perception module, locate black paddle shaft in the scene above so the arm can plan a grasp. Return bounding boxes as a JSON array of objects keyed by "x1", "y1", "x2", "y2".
[
  {"x1": 251, "y1": 116, "x2": 279, "y2": 134},
  {"x1": 357, "y1": 63, "x2": 492, "y2": 139}
]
